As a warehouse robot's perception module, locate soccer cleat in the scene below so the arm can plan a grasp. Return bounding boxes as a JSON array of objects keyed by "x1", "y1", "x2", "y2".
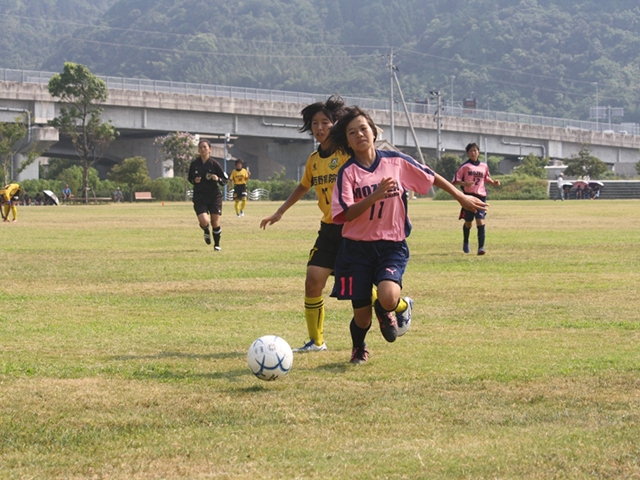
[
  {"x1": 350, "y1": 344, "x2": 369, "y2": 364},
  {"x1": 463, "y1": 243, "x2": 470, "y2": 254},
  {"x1": 396, "y1": 297, "x2": 413, "y2": 337},
  {"x1": 292, "y1": 340, "x2": 327, "y2": 353},
  {"x1": 203, "y1": 229, "x2": 212, "y2": 245},
  {"x1": 374, "y1": 300, "x2": 398, "y2": 343},
  {"x1": 214, "y1": 245, "x2": 221, "y2": 251},
  {"x1": 237, "y1": 213, "x2": 241, "y2": 217},
  {"x1": 240, "y1": 211, "x2": 244, "y2": 217},
  {"x1": 477, "y1": 248, "x2": 486, "y2": 255}
]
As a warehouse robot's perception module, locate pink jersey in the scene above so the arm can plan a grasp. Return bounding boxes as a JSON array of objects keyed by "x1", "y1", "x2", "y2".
[
  {"x1": 453, "y1": 160, "x2": 493, "y2": 196},
  {"x1": 332, "y1": 150, "x2": 435, "y2": 242}
]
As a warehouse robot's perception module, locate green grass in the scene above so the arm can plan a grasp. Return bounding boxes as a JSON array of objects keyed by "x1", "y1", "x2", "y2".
[{"x1": 1, "y1": 199, "x2": 639, "y2": 479}]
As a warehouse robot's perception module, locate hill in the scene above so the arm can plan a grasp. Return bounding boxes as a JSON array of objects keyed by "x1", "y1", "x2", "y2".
[
  {"x1": 6, "y1": 0, "x2": 640, "y2": 123},
  {"x1": 0, "y1": 0, "x2": 117, "y2": 70}
]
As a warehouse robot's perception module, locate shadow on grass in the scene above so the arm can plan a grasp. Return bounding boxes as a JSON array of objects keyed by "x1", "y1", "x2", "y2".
[
  {"x1": 130, "y1": 368, "x2": 249, "y2": 381},
  {"x1": 313, "y1": 361, "x2": 350, "y2": 374},
  {"x1": 111, "y1": 350, "x2": 244, "y2": 361},
  {"x1": 110, "y1": 351, "x2": 351, "y2": 382},
  {"x1": 110, "y1": 350, "x2": 248, "y2": 381}
]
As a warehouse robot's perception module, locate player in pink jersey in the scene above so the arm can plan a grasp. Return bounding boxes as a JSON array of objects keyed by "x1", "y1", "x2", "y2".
[
  {"x1": 452, "y1": 143, "x2": 501, "y2": 255},
  {"x1": 329, "y1": 107, "x2": 488, "y2": 364}
]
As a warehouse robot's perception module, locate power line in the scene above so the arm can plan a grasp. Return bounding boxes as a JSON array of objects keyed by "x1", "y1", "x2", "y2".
[{"x1": 59, "y1": 38, "x2": 379, "y2": 60}]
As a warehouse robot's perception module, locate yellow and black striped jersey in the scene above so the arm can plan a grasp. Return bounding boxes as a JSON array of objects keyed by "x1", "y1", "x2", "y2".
[
  {"x1": 300, "y1": 149, "x2": 350, "y2": 224},
  {"x1": 229, "y1": 168, "x2": 249, "y2": 186},
  {"x1": 1, "y1": 183, "x2": 20, "y2": 202}
]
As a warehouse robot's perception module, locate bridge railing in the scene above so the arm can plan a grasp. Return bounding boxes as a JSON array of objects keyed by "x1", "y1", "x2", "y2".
[{"x1": 2, "y1": 67, "x2": 637, "y2": 135}]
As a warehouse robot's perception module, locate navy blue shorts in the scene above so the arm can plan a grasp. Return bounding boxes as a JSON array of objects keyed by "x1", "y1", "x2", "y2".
[
  {"x1": 459, "y1": 194, "x2": 487, "y2": 221},
  {"x1": 331, "y1": 239, "x2": 408, "y2": 301}
]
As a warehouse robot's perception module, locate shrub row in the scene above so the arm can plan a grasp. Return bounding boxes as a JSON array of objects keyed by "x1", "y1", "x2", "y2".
[{"x1": 433, "y1": 175, "x2": 548, "y2": 201}]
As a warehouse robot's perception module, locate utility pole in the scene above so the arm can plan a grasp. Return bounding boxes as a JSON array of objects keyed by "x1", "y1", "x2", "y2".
[
  {"x1": 392, "y1": 69, "x2": 425, "y2": 164},
  {"x1": 387, "y1": 48, "x2": 395, "y2": 145},
  {"x1": 383, "y1": 49, "x2": 425, "y2": 164},
  {"x1": 430, "y1": 90, "x2": 442, "y2": 160},
  {"x1": 450, "y1": 75, "x2": 455, "y2": 110},
  {"x1": 593, "y1": 82, "x2": 599, "y2": 131},
  {"x1": 223, "y1": 132, "x2": 230, "y2": 200}
]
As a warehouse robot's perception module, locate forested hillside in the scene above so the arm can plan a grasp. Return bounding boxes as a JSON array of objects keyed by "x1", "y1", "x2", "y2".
[
  {"x1": 4, "y1": 0, "x2": 640, "y2": 123},
  {"x1": 0, "y1": 0, "x2": 117, "y2": 70}
]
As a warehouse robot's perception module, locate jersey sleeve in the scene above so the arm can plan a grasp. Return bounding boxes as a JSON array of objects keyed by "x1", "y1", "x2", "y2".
[
  {"x1": 453, "y1": 163, "x2": 467, "y2": 184},
  {"x1": 484, "y1": 164, "x2": 494, "y2": 184},
  {"x1": 331, "y1": 166, "x2": 353, "y2": 225},
  {"x1": 397, "y1": 155, "x2": 435, "y2": 195},
  {"x1": 300, "y1": 154, "x2": 315, "y2": 189}
]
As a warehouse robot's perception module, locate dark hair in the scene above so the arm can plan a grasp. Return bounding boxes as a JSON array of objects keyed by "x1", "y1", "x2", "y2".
[
  {"x1": 299, "y1": 95, "x2": 346, "y2": 134},
  {"x1": 465, "y1": 142, "x2": 479, "y2": 153},
  {"x1": 198, "y1": 139, "x2": 211, "y2": 147},
  {"x1": 235, "y1": 159, "x2": 243, "y2": 166},
  {"x1": 327, "y1": 106, "x2": 377, "y2": 156}
]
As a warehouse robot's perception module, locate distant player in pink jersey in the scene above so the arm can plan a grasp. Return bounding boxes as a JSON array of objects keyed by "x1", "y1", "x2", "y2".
[
  {"x1": 452, "y1": 143, "x2": 501, "y2": 255},
  {"x1": 329, "y1": 107, "x2": 488, "y2": 364}
]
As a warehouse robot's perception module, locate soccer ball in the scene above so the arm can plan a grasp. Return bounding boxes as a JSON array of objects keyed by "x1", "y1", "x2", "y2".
[{"x1": 247, "y1": 335, "x2": 293, "y2": 381}]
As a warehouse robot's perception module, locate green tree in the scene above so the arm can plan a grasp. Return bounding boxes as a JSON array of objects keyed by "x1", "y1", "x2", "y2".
[
  {"x1": 487, "y1": 156, "x2": 503, "y2": 177},
  {"x1": 635, "y1": 160, "x2": 640, "y2": 177},
  {"x1": 432, "y1": 153, "x2": 462, "y2": 182},
  {"x1": 107, "y1": 156, "x2": 150, "y2": 202},
  {"x1": 513, "y1": 153, "x2": 549, "y2": 178},
  {"x1": 155, "y1": 132, "x2": 198, "y2": 200},
  {"x1": 56, "y1": 165, "x2": 83, "y2": 198},
  {"x1": 44, "y1": 158, "x2": 78, "y2": 180},
  {"x1": 0, "y1": 118, "x2": 39, "y2": 185},
  {"x1": 48, "y1": 62, "x2": 118, "y2": 203},
  {"x1": 563, "y1": 146, "x2": 608, "y2": 179}
]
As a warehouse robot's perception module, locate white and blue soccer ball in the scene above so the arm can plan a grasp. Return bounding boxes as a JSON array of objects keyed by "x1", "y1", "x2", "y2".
[{"x1": 247, "y1": 335, "x2": 293, "y2": 381}]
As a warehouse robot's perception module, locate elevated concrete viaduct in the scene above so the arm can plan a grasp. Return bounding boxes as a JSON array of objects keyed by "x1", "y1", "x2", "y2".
[{"x1": 2, "y1": 78, "x2": 639, "y2": 181}]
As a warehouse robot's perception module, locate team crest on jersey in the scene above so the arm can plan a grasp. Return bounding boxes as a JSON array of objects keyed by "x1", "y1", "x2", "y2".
[{"x1": 329, "y1": 158, "x2": 340, "y2": 170}]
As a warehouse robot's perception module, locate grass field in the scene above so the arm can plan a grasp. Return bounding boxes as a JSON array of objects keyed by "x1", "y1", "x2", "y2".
[{"x1": 1, "y1": 199, "x2": 639, "y2": 479}]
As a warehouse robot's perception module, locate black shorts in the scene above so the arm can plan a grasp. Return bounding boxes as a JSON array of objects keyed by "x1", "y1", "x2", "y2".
[
  {"x1": 193, "y1": 193, "x2": 223, "y2": 216},
  {"x1": 307, "y1": 222, "x2": 343, "y2": 270},
  {"x1": 233, "y1": 184, "x2": 247, "y2": 200}
]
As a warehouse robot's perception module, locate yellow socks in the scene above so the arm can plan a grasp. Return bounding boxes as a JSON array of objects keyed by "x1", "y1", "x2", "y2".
[
  {"x1": 304, "y1": 296, "x2": 324, "y2": 345},
  {"x1": 395, "y1": 297, "x2": 408, "y2": 314},
  {"x1": 371, "y1": 287, "x2": 407, "y2": 313}
]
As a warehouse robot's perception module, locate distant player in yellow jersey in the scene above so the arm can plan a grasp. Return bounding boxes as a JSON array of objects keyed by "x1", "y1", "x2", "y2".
[
  {"x1": 228, "y1": 159, "x2": 251, "y2": 217},
  {"x1": 260, "y1": 96, "x2": 349, "y2": 352},
  {"x1": 1, "y1": 183, "x2": 22, "y2": 222}
]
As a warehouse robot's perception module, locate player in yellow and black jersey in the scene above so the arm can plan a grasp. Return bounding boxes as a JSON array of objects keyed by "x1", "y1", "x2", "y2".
[
  {"x1": 228, "y1": 159, "x2": 250, "y2": 217},
  {"x1": 260, "y1": 96, "x2": 350, "y2": 353},
  {"x1": 1, "y1": 183, "x2": 22, "y2": 222}
]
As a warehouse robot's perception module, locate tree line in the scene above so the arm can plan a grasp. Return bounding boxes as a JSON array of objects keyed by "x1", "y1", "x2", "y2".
[{"x1": 19, "y1": 0, "x2": 639, "y2": 124}]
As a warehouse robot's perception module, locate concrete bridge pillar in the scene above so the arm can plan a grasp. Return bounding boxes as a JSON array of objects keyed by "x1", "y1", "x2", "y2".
[
  {"x1": 14, "y1": 126, "x2": 59, "y2": 181},
  {"x1": 232, "y1": 137, "x2": 314, "y2": 181},
  {"x1": 103, "y1": 136, "x2": 166, "y2": 179},
  {"x1": 13, "y1": 153, "x2": 37, "y2": 181}
]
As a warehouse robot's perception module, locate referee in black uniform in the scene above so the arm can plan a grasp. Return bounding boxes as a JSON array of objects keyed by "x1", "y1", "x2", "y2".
[{"x1": 188, "y1": 139, "x2": 228, "y2": 251}]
